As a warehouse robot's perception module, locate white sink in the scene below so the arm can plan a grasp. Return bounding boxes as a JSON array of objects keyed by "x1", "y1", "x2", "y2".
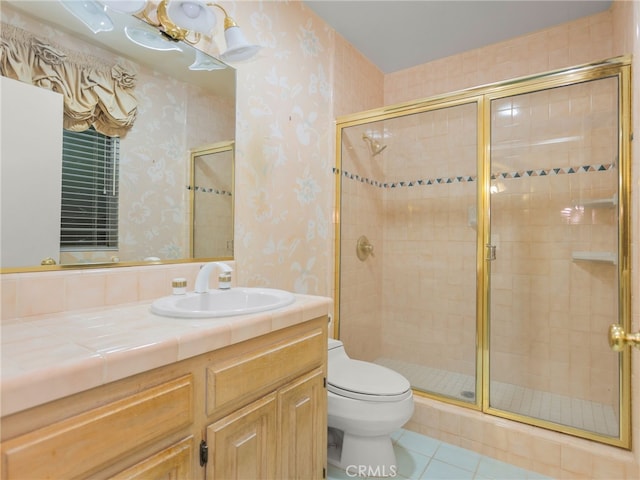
[{"x1": 150, "y1": 287, "x2": 296, "y2": 318}]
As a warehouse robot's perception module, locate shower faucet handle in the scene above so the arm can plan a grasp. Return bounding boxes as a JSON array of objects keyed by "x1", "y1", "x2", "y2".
[
  {"x1": 356, "y1": 235, "x2": 374, "y2": 261},
  {"x1": 608, "y1": 324, "x2": 640, "y2": 351}
]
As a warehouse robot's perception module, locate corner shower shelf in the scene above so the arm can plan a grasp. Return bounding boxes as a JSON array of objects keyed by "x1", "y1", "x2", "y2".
[
  {"x1": 572, "y1": 251, "x2": 617, "y2": 265},
  {"x1": 575, "y1": 194, "x2": 617, "y2": 209}
]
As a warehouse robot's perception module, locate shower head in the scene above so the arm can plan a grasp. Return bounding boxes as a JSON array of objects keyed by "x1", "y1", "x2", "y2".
[{"x1": 362, "y1": 133, "x2": 387, "y2": 156}]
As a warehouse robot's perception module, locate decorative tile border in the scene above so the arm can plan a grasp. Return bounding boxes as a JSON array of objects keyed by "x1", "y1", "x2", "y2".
[
  {"x1": 186, "y1": 185, "x2": 233, "y2": 196},
  {"x1": 492, "y1": 163, "x2": 614, "y2": 179},
  {"x1": 333, "y1": 163, "x2": 614, "y2": 189}
]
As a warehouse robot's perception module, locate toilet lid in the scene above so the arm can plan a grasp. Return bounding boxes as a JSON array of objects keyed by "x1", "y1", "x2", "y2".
[{"x1": 328, "y1": 358, "x2": 411, "y2": 400}]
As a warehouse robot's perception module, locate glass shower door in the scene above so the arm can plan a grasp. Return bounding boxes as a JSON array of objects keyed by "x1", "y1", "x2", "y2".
[
  {"x1": 487, "y1": 77, "x2": 621, "y2": 439},
  {"x1": 337, "y1": 100, "x2": 481, "y2": 405},
  {"x1": 378, "y1": 102, "x2": 480, "y2": 404}
]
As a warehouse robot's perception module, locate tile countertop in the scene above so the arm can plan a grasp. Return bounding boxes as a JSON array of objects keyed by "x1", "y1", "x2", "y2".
[{"x1": 1, "y1": 294, "x2": 332, "y2": 417}]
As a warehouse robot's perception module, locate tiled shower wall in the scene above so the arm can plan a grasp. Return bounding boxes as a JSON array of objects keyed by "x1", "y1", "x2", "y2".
[
  {"x1": 192, "y1": 149, "x2": 234, "y2": 259},
  {"x1": 381, "y1": 104, "x2": 478, "y2": 378},
  {"x1": 338, "y1": 128, "x2": 385, "y2": 360},
  {"x1": 339, "y1": 104, "x2": 478, "y2": 375},
  {"x1": 490, "y1": 169, "x2": 618, "y2": 408},
  {"x1": 489, "y1": 78, "x2": 619, "y2": 408},
  {"x1": 341, "y1": 72, "x2": 619, "y2": 408},
  {"x1": 335, "y1": 2, "x2": 639, "y2": 475}
]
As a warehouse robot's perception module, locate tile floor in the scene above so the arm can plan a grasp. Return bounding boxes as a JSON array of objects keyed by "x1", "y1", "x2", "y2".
[
  {"x1": 375, "y1": 357, "x2": 618, "y2": 437},
  {"x1": 327, "y1": 429, "x2": 553, "y2": 480}
]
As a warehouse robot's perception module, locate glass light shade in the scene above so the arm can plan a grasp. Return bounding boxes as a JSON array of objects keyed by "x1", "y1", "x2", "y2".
[
  {"x1": 166, "y1": 0, "x2": 216, "y2": 34},
  {"x1": 124, "y1": 26, "x2": 183, "y2": 51},
  {"x1": 61, "y1": 0, "x2": 114, "y2": 33},
  {"x1": 101, "y1": 0, "x2": 147, "y2": 14},
  {"x1": 221, "y1": 26, "x2": 260, "y2": 62},
  {"x1": 189, "y1": 49, "x2": 227, "y2": 71}
]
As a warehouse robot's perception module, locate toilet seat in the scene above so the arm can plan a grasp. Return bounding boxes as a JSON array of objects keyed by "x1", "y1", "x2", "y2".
[{"x1": 328, "y1": 358, "x2": 411, "y2": 402}]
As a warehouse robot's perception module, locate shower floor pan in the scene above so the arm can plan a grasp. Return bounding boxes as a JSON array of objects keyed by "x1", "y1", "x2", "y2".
[{"x1": 374, "y1": 357, "x2": 618, "y2": 438}]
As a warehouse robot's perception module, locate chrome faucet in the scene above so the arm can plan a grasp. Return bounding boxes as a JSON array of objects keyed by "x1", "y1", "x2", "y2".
[{"x1": 194, "y1": 262, "x2": 233, "y2": 293}]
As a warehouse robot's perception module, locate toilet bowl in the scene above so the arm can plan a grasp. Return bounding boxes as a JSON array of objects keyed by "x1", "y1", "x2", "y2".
[{"x1": 327, "y1": 339, "x2": 414, "y2": 475}]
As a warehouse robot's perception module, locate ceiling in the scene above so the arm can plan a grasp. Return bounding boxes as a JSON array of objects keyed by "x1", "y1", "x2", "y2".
[{"x1": 303, "y1": 1, "x2": 613, "y2": 73}]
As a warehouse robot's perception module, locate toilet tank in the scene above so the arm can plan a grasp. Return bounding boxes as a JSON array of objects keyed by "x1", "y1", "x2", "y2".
[{"x1": 328, "y1": 338, "x2": 350, "y2": 365}]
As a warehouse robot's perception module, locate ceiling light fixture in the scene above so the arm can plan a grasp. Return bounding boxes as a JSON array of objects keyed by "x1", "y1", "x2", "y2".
[
  {"x1": 144, "y1": 0, "x2": 261, "y2": 62},
  {"x1": 124, "y1": 24, "x2": 183, "y2": 51},
  {"x1": 101, "y1": 0, "x2": 147, "y2": 14},
  {"x1": 61, "y1": 0, "x2": 260, "y2": 63},
  {"x1": 189, "y1": 48, "x2": 227, "y2": 70},
  {"x1": 60, "y1": 0, "x2": 114, "y2": 33}
]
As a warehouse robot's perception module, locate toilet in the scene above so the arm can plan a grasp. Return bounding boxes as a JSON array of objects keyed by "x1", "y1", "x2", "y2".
[{"x1": 327, "y1": 338, "x2": 414, "y2": 475}]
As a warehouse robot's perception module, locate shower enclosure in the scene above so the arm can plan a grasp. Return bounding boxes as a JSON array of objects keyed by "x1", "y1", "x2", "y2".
[{"x1": 334, "y1": 57, "x2": 631, "y2": 447}]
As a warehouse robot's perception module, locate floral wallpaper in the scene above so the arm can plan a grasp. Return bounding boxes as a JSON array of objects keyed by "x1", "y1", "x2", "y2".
[
  {"x1": 1, "y1": 1, "x2": 382, "y2": 293},
  {"x1": 203, "y1": 1, "x2": 383, "y2": 296},
  {"x1": 117, "y1": 78, "x2": 234, "y2": 262},
  {"x1": 232, "y1": 3, "x2": 334, "y2": 294}
]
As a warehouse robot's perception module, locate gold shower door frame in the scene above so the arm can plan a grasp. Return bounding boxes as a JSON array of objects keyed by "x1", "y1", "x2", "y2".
[
  {"x1": 481, "y1": 62, "x2": 632, "y2": 448},
  {"x1": 188, "y1": 140, "x2": 235, "y2": 260},
  {"x1": 333, "y1": 56, "x2": 631, "y2": 448}
]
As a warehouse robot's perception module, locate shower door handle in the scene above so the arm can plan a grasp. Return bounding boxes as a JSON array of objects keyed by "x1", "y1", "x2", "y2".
[
  {"x1": 485, "y1": 244, "x2": 497, "y2": 261},
  {"x1": 608, "y1": 324, "x2": 640, "y2": 351}
]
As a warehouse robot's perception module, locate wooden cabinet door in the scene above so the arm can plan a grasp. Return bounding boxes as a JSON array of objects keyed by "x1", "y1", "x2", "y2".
[
  {"x1": 206, "y1": 393, "x2": 277, "y2": 480},
  {"x1": 1, "y1": 376, "x2": 193, "y2": 480},
  {"x1": 278, "y1": 369, "x2": 327, "y2": 480},
  {"x1": 111, "y1": 437, "x2": 194, "y2": 479}
]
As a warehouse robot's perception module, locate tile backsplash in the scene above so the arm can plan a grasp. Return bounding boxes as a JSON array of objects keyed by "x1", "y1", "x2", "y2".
[{"x1": 1, "y1": 262, "x2": 234, "y2": 322}]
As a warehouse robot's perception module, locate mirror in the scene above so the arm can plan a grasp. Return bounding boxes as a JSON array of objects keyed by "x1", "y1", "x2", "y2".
[
  {"x1": 190, "y1": 141, "x2": 234, "y2": 259},
  {"x1": 0, "y1": 1, "x2": 236, "y2": 271}
]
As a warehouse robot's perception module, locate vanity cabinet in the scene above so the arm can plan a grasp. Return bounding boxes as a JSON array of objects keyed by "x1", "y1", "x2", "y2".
[
  {"x1": 277, "y1": 369, "x2": 327, "y2": 479},
  {"x1": 1, "y1": 375, "x2": 194, "y2": 479},
  {"x1": 207, "y1": 392, "x2": 278, "y2": 479},
  {"x1": 204, "y1": 322, "x2": 327, "y2": 479},
  {"x1": 111, "y1": 437, "x2": 195, "y2": 479},
  {"x1": 0, "y1": 316, "x2": 327, "y2": 479},
  {"x1": 206, "y1": 369, "x2": 326, "y2": 480}
]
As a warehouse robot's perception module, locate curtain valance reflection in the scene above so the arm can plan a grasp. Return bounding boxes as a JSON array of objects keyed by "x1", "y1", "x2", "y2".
[{"x1": 0, "y1": 23, "x2": 137, "y2": 137}]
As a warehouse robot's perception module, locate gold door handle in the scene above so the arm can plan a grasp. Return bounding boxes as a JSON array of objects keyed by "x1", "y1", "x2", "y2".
[{"x1": 608, "y1": 324, "x2": 640, "y2": 351}]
